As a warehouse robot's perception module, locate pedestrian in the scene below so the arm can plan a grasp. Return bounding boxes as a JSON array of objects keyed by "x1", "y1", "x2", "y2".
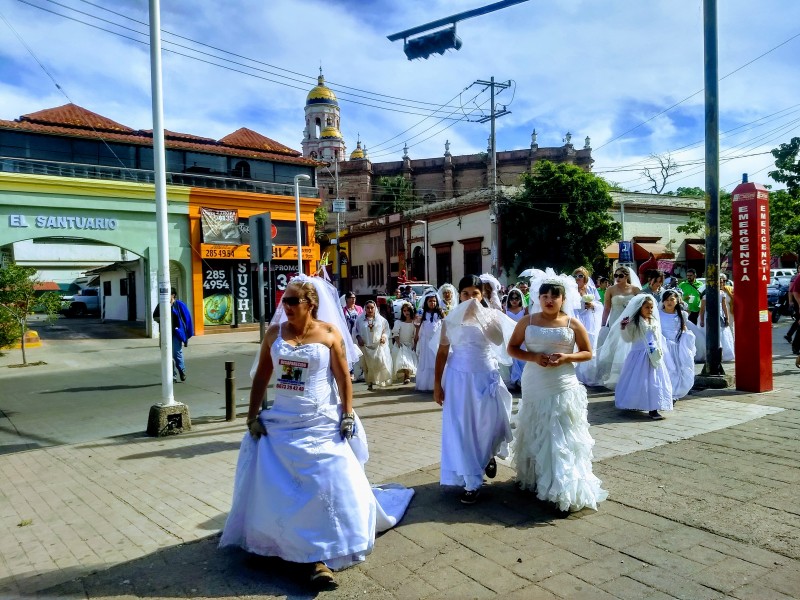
[
  {"x1": 572, "y1": 267, "x2": 602, "y2": 386},
  {"x1": 784, "y1": 274, "x2": 800, "y2": 358},
  {"x1": 613, "y1": 294, "x2": 673, "y2": 420},
  {"x1": 640, "y1": 269, "x2": 666, "y2": 303},
  {"x1": 517, "y1": 280, "x2": 530, "y2": 306},
  {"x1": 342, "y1": 291, "x2": 363, "y2": 335},
  {"x1": 433, "y1": 275, "x2": 515, "y2": 505},
  {"x1": 391, "y1": 302, "x2": 417, "y2": 384},
  {"x1": 414, "y1": 291, "x2": 443, "y2": 392},
  {"x1": 354, "y1": 300, "x2": 393, "y2": 390},
  {"x1": 596, "y1": 276, "x2": 609, "y2": 304},
  {"x1": 437, "y1": 283, "x2": 457, "y2": 315},
  {"x1": 594, "y1": 266, "x2": 642, "y2": 385},
  {"x1": 507, "y1": 275, "x2": 608, "y2": 514},
  {"x1": 699, "y1": 274, "x2": 735, "y2": 362},
  {"x1": 480, "y1": 273, "x2": 503, "y2": 310},
  {"x1": 152, "y1": 287, "x2": 193, "y2": 382},
  {"x1": 220, "y1": 276, "x2": 414, "y2": 587},
  {"x1": 659, "y1": 289, "x2": 696, "y2": 400},
  {"x1": 503, "y1": 287, "x2": 528, "y2": 390},
  {"x1": 678, "y1": 268, "x2": 703, "y2": 324}
]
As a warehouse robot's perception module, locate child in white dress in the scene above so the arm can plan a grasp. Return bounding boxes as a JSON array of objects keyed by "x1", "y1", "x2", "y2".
[
  {"x1": 614, "y1": 294, "x2": 673, "y2": 420},
  {"x1": 415, "y1": 292, "x2": 443, "y2": 391},
  {"x1": 391, "y1": 302, "x2": 418, "y2": 384},
  {"x1": 659, "y1": 290, "x2": 696, "y2": 400}
]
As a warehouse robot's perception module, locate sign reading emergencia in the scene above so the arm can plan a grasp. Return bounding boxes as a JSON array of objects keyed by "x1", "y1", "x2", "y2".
[{"x1": 8, "y1": 214, "x2": 118, "y2": 230}]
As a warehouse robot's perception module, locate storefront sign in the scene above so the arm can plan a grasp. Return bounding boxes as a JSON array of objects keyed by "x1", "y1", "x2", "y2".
[
  {"x1": 200, "y1": 208, "x2": 241, "y2": 245},
  {"x1": 233, "y1": 262, "x2": 253, "y2": 325},
  {"x1": 202, "y1": 264, "x2": 233, "y2": 326},
  {"x1": 8, "y1": 214, "x2": 118, "y2": 230},
  {"x1": 200, "y1": 244, "x2": 313, "y2": 260}
]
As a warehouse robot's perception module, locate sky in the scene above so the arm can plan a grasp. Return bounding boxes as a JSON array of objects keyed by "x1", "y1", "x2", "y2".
[{"x1": 1, "y1": 0, "x2": 798, "y2": 194}]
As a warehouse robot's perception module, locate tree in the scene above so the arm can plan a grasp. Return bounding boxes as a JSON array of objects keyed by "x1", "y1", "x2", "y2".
[
  {"x1": 369, "y1": 175, "x2": 414, "y2": 217},
  {"x1": 313, "y1": 205, "x2": 329, "y2": 242},
  {"x1": 768, "y1": 138, "x2": 800, "y2": 258},
  {"x1": 0, "y1": 264, "x2": 58, "y2": 365},
  {"x1": 676, "y1": 190, "x2": 733, "y2": 253},
  {"x1": 769, "y1": 137, "x2": 800, "y2": 197},
  {"x1": 500, "y1": 160, "x2": 621, "y2": 275},
  {"x1": 641, "y1": 153, "x2": 680, "y2": 194}
]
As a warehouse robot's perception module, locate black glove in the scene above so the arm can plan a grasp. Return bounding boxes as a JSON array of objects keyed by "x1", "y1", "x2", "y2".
[{"x1": 340, "y1": 413, "x2": 356, "y2": 440}]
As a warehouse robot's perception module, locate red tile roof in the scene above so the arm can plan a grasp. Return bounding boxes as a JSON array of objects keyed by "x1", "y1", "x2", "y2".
[
  {"x1": 1, "y1": 103, "x2": 321, "y2": 167},
  {"x1": 34, "y1": 281, "x2": 60, "y2": 291}
]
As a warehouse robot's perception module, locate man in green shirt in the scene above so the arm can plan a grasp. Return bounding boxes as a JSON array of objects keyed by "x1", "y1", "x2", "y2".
[{"x1": 678, "y1": 268, "x2": 704, "y2": 324}]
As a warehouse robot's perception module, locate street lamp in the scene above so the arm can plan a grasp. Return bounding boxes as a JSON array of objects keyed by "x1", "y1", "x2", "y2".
[
  {"x1": 294, "y1": 173, "x2": 311, "y2": 275},
  {"x1": 414, "y1": 219, "x2": 428, "y2": 283}
]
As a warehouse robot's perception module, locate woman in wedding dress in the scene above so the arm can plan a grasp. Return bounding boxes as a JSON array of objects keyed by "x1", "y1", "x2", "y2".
[
  {"x1": 613, "y1": 294, "x2": 673, "y2": 419},
  {"x1": 504, "y1": 287, "x2": 528, "y2": 389},
  {"x1": 438, "y1": 283, "x2": 458, "y2": 316},
  {"x1": 220, "y1": 276, "x2": 414, "y2": 587},
  {"x1": 507, "y1": 275, "x2": 608, "y2": 514},
  {"x1": 572, "y1": 267, "x2": 602, "y2": 386},
  {"x1": 699, "y1": 275, "x2": 735, "y2": 362},
  {"x1": 659, "y1": 290, "x2": 696, "y2": 400},
  {"x1": 594, "y1": 266, "x2": 642, "y2": 387},
  {"x1": 354, "y1": 301, "x2": 393, "y2": 390},
  {"x1": 433, "y1": 275, "x2": 515, "y2": 505}
]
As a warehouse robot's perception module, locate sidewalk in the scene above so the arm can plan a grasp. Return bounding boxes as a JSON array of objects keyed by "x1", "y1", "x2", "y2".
[{"x1": 0, "y1": 327, "x2": 798, "y2": 599}]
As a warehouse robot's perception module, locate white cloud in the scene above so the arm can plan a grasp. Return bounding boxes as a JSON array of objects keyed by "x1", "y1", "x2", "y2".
[{"x1": 0, "y1": 0, "x2": 798, "y2": 192}]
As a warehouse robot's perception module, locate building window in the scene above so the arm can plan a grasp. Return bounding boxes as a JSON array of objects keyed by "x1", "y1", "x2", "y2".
[
  {"x1": 434, "y1": 243, "x2": 452, "y2": 285},
  {"x1": 460, "y1": 237, "x2": 483, "y2": 277},
  {"x1": 120, "y1": 278, "x2": 128, "y2": 296},
  {"x1": 103, "y1": 281, "x2": 112, "y2": 296},
  {"x1": 232, "y1": 160, "x2": 251, "y2": 179},
  {"x1": 348, "y1": 196, "x2": 357, "y2": 211}
]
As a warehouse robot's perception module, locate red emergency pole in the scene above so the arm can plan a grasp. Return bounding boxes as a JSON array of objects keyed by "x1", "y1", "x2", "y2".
[{"x1": 731, "y1": 174, "x2": 772, "y2": 392}]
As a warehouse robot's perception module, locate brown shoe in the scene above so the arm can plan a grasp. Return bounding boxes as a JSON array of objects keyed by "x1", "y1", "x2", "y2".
[{"x1": 309, "y1": 562, "x2": 335, "y2": 587}]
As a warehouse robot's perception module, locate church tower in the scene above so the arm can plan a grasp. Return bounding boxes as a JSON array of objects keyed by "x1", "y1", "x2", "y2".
[{"x1": 302, "y1": 69, "x2": 345, "y2": 161}]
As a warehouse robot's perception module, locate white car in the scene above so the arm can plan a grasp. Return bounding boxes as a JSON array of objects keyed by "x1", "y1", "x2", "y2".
[{"x1": 392, "y1": 283, "x2": 436, "y2": 320}]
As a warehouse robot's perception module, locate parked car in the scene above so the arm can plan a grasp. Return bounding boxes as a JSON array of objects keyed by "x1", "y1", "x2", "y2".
[
  {"x1": 770, "y1": 268, "x2": 796, "y2": 279},
  {"x1": 767, "y1": 282, "x2": 792, "y2": 323},
  {"x1": 67, "y1": 286, "x2": 100, "y2": 316},
  {"x1": 392, "y1": 283, "x2": 436, "y2": 320}
]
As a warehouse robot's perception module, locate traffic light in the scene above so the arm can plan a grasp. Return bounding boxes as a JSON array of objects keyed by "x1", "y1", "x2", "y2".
[{"x1": 404, "y1": 26, "x2": 463, "y2": 60}]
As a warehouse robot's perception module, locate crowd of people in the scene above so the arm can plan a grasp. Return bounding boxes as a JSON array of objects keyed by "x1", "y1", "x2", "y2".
[{"x1": 217, "y1": 263, "x2": 763, "y2": 588}]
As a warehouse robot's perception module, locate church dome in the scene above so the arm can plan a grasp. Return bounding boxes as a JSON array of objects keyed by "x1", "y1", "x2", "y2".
[
  {"x1": 349, "y1": 140, "x2": 364, "y2": 160},
  {"x1": 306, "y1": 73, "x2": 338, "y2": 107},
  {"x1": 321, "y1": 124, "x2": 343, "y2": 139}
]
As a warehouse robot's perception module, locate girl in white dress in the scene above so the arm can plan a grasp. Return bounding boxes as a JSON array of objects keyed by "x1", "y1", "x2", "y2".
[
  {"x1": 508, "y1": 277, "x2": 608, "y2": 514},
  {"x1": 415, "y1": 292, "x2": 443, "y2": 392},
  {"x1": 434, "y1": 275, "x2": 515, "y2": 505},
  {"x1": 614, "y1": 294, "x2": 673, "y2": 419},
  {"x1": 391, "y1": 302, "x2": 418, "y2": 384},
  {"x1": 221, "y1": 276, "x2": 413, "y2": 587},
  {"x1": 504, "y1": 287, "x2": 528, "y2": 389},
  {"x1": 659, "y1": 290, "x2": 696, "y2": 400},
  {"x1": 572, "y1": 267, "x2": 602, "y2": 386},
  {"x1": 438, "y1": 283, "x2": 457, "y2": 316},
  {"x1": 355, "y1": 301, "x2": 393, "y2": 390}
]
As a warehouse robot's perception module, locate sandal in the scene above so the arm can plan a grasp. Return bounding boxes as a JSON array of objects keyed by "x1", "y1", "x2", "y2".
[
  {"x1": 796, "y1": 355, "x2": 800, "y2": 369},
  {"x1": 485, "y1": 457, "x2": 497, "y2": 479}
]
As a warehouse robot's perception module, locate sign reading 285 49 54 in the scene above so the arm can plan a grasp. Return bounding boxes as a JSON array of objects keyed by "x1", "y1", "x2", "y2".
[{"x1": 201, "y1": 244, "x2": 249, "y2": 259}]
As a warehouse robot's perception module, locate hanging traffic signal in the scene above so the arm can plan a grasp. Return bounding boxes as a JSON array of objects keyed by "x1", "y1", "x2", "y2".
[{"x1": 404, "y1": 26, "x2": 463, "y2": 60}]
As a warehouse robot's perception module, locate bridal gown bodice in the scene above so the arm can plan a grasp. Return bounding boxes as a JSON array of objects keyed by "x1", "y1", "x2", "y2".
[
  {"x1": 524, "y1": 325, "x2": 579, "y2": 394},
  {"x1": 449, "y1": 323, "x2": 497, "y2": 372},
  {"x1": 608, "y1": 294, "x2": 636, "y2": 325}
]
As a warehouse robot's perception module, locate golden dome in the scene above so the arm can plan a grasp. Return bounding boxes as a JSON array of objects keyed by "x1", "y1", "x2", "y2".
[
  {"x1": 306, "y1": 74, "x2": 338, "y2": 107},
  {"x1": 349, "y1": 140, "x2": 364, "y2": 160},
  {"x1": 321, "y1": 124, "x2": 342, "y2": 139}
]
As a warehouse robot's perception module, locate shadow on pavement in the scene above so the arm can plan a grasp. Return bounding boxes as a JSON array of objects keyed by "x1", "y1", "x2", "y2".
[
  {"x1": 117, "y1": 440, "x2": 241, "y2": 461},
  {"x1": 40, "y1": 383, "x2": 160, "y2": 394}
]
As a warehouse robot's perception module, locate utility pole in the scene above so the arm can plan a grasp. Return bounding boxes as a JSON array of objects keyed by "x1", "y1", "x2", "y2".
[
  {"x1": 334, "y1": 156, "x2": 341, "y2": 290},
  {"x1": 475, "y1": 77, "x2": 510, "y2": 277}
]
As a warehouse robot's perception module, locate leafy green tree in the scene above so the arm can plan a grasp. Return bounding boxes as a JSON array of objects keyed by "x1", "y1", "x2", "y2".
[
  {"x1": 369, "y1": 175, "x2": 414, "y2": 217},
  {"x1": 769, "y1": 137, "x2": 800, "y2": 197},
  {"x1": 676, "y1": 190, "x2": 733, "y2": 253},
  {"x1": 664, "y1": 186, "x2": 704, "y2": 197},
  {"x1": 313, "y1": 205, "x2": 329, "y2": 242},
  {"x1": 768, "y1": 138, "x2": 800, "y2": 258},
  {"x1": 500, "y1": 160, "x2": 621, "y2": 275},
  {"x1": 0, "y1": 264, "x2": 54, "y2": 364}
]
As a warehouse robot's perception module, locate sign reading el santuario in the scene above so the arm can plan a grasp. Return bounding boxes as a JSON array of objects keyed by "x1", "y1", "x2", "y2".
[{"x1": 8, "y1": 214, "x2": 118, "y2": 230}]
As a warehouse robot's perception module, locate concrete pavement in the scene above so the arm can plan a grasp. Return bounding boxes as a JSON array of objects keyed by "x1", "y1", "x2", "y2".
[{"x1": 0, "y1": 320, "x2": 798, "y2": 599}]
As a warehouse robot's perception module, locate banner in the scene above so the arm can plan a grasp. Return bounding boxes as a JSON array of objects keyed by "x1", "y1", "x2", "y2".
[{"x1": 200, "y1": 208, "x2": 241, "y2": 245}]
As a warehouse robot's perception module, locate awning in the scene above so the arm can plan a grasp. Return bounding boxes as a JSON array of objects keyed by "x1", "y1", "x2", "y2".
[
  {"x1": 604, "y1": 242, "x2": 619, "y2": 259},
  {"x1": 685, "y1": 243, "x2": 705, "y2": 260},
  {"x1": 633, "y1": 242, "x2": 674, "y2": 261},
  {"x1": 657, "y1": 259, "x2": 676, "y2": 274}
]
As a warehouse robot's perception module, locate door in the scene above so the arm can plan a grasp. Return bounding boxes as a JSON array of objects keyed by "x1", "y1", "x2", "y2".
[{"x1": 127, "y1": 272, "x2": 137, "y2": 320}]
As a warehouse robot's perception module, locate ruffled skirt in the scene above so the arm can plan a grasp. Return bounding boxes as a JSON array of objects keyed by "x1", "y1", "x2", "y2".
[
  {"x1": 392, "y1": 342, "x2": 418, "y2": 378},
  {"x1": 513, "y1": 365, "x2": 608, "y2": 512}
]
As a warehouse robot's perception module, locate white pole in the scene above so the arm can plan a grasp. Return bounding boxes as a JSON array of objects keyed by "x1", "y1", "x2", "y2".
[
  {"x1": 294, "y1": 174, "x2": 311, "y2": 275},
  {"x1": 148, "y1": 0, "x2": 174, "y2": 405}
]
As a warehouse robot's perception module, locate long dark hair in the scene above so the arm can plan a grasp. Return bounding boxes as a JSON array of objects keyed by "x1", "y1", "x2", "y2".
[
  {"x1": 661, "y1": 289, "x2": 685, "y2": 340},
  {"x1": 632, "y1": 296, "x2": 655, "y2": 329},
  {"x1": 458, "y1": 275, "x2": 489, "y2": 308},
  {"x1": 421, "y1": 294, "x2": 444, "y2": 322}
]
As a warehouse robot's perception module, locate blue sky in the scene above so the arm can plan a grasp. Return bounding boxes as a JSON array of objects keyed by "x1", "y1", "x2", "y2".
[{"x1": 1, "y1": 0, "x2": 798, "y2": 193}]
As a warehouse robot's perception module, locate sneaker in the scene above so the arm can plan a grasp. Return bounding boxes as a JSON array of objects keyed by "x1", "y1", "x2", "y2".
[
  {"x1": 648, "y1": 410, "x2": 665, "y2": 420},
  {"x1": 785, "y1": 334, "x2": 793, "y2": 342},
  {"x1": 484, "y1": 457, "x2": 497, "y2": 479},
  {"x1": 460, "y1": 489, "x2": 480, "y2": 504},
  {"x1": 403, "y1": 378, "x2": 410, "y2": 384},
  {"x1": 309, "y1": 562, "x2": 335, "y2": 587}
]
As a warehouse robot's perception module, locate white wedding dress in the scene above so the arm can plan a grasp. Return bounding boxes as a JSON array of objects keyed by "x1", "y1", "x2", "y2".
[
  {"x1": 614, "y1": 321, "x2": 674, "y2": 412},
  {"x1": 415, "y1": 315, "x2": 441, "y2": 391},
  {"x1": 512, "y1": 322, "x2": 608, "y2": 512},
  {"x1": 220, "y1": 337, "x2": 414, "y2": 570},
  {"x1": 659, "y1": 310, "x2": 696, "y2": 399},
  {"x1": 594, "y1": 294, "x2": 637, "y2": 387}
]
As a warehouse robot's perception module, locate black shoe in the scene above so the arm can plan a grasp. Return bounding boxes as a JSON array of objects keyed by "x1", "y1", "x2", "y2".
[
  {"x1": 485, "y1": 457, "x2": 497, "y2": 479},
  {"x1": 179, "y1": 370, "x2": 186, "y2": 382},
  {"x1": 460, "y1": 489, "x2": 480, "y2": 504},
  {"x1": 785, "y1": 335, "x2": 793, "y2": 342},
  {"x1": 649, "y1": 410, "x2": 665, "y2": 420}
]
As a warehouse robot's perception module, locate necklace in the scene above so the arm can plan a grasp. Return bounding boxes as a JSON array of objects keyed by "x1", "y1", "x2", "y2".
[{"x1": 291, "y1": 320, "x2": 313, "y2": 345}]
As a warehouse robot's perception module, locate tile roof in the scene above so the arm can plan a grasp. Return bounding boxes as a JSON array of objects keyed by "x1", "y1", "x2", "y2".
[{"x1": 1, "y1": 103, "x2": 321, "y2": 167}]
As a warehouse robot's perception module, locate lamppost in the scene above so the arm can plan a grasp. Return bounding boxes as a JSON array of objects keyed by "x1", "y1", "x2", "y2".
[
  {"x1": 294, "y1": 173, "x2": 311, "y2": 275},
  {"x1": 415, "y1": 219, "x2": 428, "y2": 283}
]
